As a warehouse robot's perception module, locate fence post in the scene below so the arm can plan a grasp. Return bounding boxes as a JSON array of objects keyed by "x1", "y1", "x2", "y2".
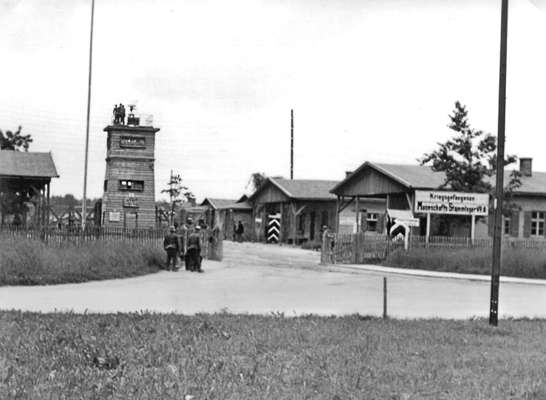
[{"x1": 383, "y1": 276, "x2": 388, "y2": 319}]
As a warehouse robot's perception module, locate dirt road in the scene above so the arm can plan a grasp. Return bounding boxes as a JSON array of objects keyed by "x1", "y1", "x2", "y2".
[{"x1": 1, "y1": 241, "x2": 545, "y2": 318}]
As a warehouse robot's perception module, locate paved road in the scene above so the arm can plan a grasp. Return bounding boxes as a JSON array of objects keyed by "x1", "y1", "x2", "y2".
[{"x1": 1, "y1": 241, "x2": 545, "y2": 318}]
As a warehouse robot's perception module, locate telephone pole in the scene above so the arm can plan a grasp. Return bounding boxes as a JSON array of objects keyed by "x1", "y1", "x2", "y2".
[
  {"x1": 490, "y1": 0, "x2": 509, "y2": 326},
  {"x1": 82, "y1": 0, "x2": 95, "y2": 231},
  {"x1": 290, "y1": 109, "x2": 294, "y2": 180}
]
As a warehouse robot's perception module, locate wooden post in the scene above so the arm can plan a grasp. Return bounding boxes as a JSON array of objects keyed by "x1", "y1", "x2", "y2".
[
  {"x1": 291, "y1": 203, "x2": 297, "y2": 245},
  {"x1": 490, "y1": 0, "x2": 509, "y2": 327},
  {"x1": 426, "y1": 213, "x2": 431, "y2": 245},
  {"x1": 471, "y1": 214, "x2": 476, "y2": 245},
  {"x1": 355, "y1": 196, "x2": 360, "y2": 233},
  {"x1": 383, "y1": 277, "x2": 387, "y2": 319},
  {"x1": 335, "y1": 196, "x2": 341, "y2": 234},
  {"x1": 46, "y1": 182, "x2": 50, "y2": 228},
  {"x1": 290, "y1": 109, "x2": 294, "y2": 180}
]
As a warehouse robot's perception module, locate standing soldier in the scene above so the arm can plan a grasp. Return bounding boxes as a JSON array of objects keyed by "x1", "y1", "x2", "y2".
[
  {"x1": 182, "y1": 217, "x2": 194, "y2": 270},
  {"x1": 163, "y1": 226, "x2": 180, "y2": 271},
  {"x1": 186, "y1": 225, "x2": 203, "y2": 272}
]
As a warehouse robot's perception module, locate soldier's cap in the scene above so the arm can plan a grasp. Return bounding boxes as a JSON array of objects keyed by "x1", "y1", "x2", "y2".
[
  {"x1": 195, "y1": 225, "x2": 201, "y2": 231},
  {"x1": 169, "y1": 225, "x2": 176, "y2": 232},
  {"x1": 186, "y1": 217, "x2": 193, "y2": 222}
]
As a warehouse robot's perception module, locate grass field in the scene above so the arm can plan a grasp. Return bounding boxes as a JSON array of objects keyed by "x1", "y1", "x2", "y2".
[
  {"x1": 0, "y1": 237, "x2": 164, "y2": 285},
  {"x1": 384, "y1": 247, "x2": 546, "y2": 279},
  {"x1": 1, "y1": 312, "x2": 545, "y2": 399}
]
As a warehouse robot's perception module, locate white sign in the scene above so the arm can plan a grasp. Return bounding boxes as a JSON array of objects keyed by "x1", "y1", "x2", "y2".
[
  {"x1": 397, "y1": 218, "x2": 420, "y2": 227},
  {"x1": 109, "y1": 211, "x2": 121, "y2": 222},
  {"x1": 414, "y1": 190, "x2": 489, "y2": 216}
]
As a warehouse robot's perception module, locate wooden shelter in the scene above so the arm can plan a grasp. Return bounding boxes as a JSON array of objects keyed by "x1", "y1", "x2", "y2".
[
  {"x1": 200, "y1": 197, "x2": 252, "y2": 240},
  {"x1": 0, "y1": 151, "x2": 59, "y2": 227},
  {"x1": 248, "y1": 178, "x2": 341, "y2": 243}
]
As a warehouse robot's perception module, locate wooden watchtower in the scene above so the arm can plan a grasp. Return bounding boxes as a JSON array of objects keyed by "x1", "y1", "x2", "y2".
[{"x1": 101, "y1": 109, "x2": 159, "y2": 229}]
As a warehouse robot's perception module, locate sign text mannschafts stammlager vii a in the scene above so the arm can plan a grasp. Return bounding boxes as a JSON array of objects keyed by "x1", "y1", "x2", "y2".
[{"x1": 414, "y1": 190, "x2": 489, "y2": 216}]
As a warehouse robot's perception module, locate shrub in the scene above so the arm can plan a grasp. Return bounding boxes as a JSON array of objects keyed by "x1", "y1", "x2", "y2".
[
  {"x1": 0, "y1": 237, "x2": 164, "y2": 286},
  {"x1": 300, "y1": 240, "x2": 322, "y2": 251},
  {"x1": 384, "y1": 247, "x2": 546, "y2": 279}
]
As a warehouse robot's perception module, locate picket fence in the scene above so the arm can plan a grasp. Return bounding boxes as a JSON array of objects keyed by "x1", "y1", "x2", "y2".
[
  {"x1": 0, "y1": 225, "x2": 223, "y2": 261},
  {"x1": 320, "y1": 232, "x2": 546, "y2": 265}
]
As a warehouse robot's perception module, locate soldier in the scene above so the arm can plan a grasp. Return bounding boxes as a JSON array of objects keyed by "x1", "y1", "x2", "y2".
[
  {"x1": 163, "y1": 225, "x2": 180, "y2": 271},
  {"x1": 186, "y1": 225, "x2": 203, "y2": 272}
]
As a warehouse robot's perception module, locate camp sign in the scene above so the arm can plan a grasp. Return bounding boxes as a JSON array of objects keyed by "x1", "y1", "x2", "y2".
[{"x1": 414, "y1": 190, "x2": 489, "y2": 216}]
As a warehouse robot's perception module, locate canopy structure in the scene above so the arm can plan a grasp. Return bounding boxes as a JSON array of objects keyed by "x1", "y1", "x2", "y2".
[{"x1": 0, "y1": 151, "x2": 59, "y2": 227}]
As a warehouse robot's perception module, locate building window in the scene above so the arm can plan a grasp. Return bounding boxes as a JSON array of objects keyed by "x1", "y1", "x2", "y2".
[
  {"x1": 531, "y1": 212, "x2": 545, "y2": 237},
  {"x1": 367, "y1": 212, "x2": 379, "y2": 232},
  {"x1": 103, "y1": 180, "x2": 108, "y2": 192},
  {"x1": 503, "y1": 217, "x2": 510, "y2": 236},
  {"x1": 119, "y1": 180, "x2": 144, "y2": 192},
  {"x1": 298, "y1": 213, "x2": 306, "y2": 233}
]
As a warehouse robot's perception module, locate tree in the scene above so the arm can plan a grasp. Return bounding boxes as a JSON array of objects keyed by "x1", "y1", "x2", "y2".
[
  {"x1": 161, "y1": 171, "x2": 195, "y2": 225},
  {"x1": 247, "y1": 172, "x2": 267, "y2": 194},
  {"x1": 0, "y1": 126, "x2": 32, "y2": 151},
  {"x1": 420, "y1": 101, "x2": 521, "y2": 233}
]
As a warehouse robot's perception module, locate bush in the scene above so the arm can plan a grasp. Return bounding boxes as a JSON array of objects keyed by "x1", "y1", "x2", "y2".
[
  {"x1": 383, "y1": 247, "x2": 546, "y2": 279},
  {"x1": 300, "y1": 240, "x2": 322, "y2": 251},
  {"x1": 0, "y1": 238, "x2": 164, "y2": 286}
]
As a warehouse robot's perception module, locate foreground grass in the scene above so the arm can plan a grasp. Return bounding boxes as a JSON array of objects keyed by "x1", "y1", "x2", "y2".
[
  {"x1": 1, "y1": 312, "x2": 546, "y2": 399},
  {"x1": 384, "y1": 247, "x2": 546, "y2": 279},
  {"x1": 0, "y1": 238, "x2": 164, "y2": 285}
]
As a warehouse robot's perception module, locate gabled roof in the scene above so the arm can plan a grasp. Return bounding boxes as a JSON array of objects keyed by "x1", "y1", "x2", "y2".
[
  {"x1": 333, "y1": 160, "x2": 546, "y2": 197},
  {"x1": 201, "y1": 197, "x2": 252, "y2": 210},
  {"x1": 250, "y1": 177, "x2": 339, "y2": 202},
  {"x1": 0, "y1": 151, "x2": 59, "y2": 178},
  {"x1": 331, "y1": 161, "x2": 445, "y2": 194},
  {"x1": 511, "y1": 171, "x2": 546, "y2": 196},
  {"x1": 201, "y1": 198, "x2": 238, "y2": 209}
]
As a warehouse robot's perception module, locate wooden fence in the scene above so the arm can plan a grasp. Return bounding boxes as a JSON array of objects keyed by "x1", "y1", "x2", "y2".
[
  {"x1": 321, "y1": 232, "x2": 546, "y2": 265},
  {"x1": 0, "y1": 226, "x2": 223, "y2": 261}
]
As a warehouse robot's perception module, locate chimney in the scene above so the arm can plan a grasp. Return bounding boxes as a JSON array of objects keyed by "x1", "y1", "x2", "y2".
[
  {"x1": 345, "y1": 171, "x2": 353, "y2": 178},
  {"x1": 519, "y1": 158, "x2": 532, "y2": 177}
]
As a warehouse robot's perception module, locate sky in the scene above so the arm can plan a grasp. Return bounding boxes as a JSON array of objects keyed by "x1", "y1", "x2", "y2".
[{"x1": 1, "y1": 0, "x2": 546, "y2": 202}]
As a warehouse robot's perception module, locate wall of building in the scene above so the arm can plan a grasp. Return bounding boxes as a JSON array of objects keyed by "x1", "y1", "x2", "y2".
[{"x1": 102, "y1": 126, "x2": 157, "y2": 229}]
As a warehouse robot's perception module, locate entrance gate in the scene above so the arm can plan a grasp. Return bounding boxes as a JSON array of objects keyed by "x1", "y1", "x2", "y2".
[{"x1": 267, "y1": 213, "x2": 281, "y2": 243}]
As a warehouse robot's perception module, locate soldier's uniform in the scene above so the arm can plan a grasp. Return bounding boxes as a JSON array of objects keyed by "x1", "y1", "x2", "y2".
[
  {"x1": 186, "y1": 227, "x2": 202, "y2": 272},
  {"x1": 163, "y1": 226, "x2": 180, "y2": 271}
]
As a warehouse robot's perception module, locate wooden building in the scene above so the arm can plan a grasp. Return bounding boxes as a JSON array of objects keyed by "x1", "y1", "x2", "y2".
[
  {"x1": 200, "y1": 198, "x2": 253, "y2": 240},
  {"x1": 332, "y1": 159, "x2": 546, "y2": 239},
  {"x1": 0, "y1": 151, "x2": 58, "y2": 227},
  {"x1": 101, "y1": 122, "x2": 160, "y2": 229},
  {"x1": 247, "y1": 177, "x2": 382, "y2": 243}
]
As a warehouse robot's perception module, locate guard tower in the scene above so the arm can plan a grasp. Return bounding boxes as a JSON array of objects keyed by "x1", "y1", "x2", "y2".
[{"x1": 101, "y1": 104, "x2": 159, "y2": 229}]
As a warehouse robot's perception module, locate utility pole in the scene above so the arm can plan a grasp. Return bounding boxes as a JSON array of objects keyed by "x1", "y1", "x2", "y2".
[
  {"x1": 82, "y1": 0, "x2": 95, "y2": 232},
  {"x1": 490, "y1": 0, "x2": 509, "y2": 327},
  {"x1": 290, "y1": 109, "x2": 294, "y2": 180}
]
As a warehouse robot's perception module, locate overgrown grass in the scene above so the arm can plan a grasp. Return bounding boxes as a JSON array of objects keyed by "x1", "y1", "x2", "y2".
[
  {"x1": 0, "y1": 237, "x2": 164, "y2": 286},
  {"x1": 0, "y1": 312, "x2": 545, "y2": 399},
  {"x1": 384, "y1": 247, "x2": 546, "y2": 279}
]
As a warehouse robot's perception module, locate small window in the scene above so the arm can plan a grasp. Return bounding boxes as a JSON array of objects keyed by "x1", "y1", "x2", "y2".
[
  {"x1": 119, "y1": 180, "x2": 144, "y2": 192},
  {"x1": 366, "y1": 212, "x2": 379, "y2": 232},
  {"x1": 103, "y1": 180, "x2": 108, "y2": 192},
  {"x1": 531, "y1": 212, "x2": 545, "y2": 237},
  {"x1": 503, "y1": 217, "x2": 510, "y2": 236}
]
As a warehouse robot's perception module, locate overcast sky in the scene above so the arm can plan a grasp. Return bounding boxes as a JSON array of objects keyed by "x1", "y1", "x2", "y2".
[{"x1": 1, "y1": 0, "x2": 546, "y2": 202}]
